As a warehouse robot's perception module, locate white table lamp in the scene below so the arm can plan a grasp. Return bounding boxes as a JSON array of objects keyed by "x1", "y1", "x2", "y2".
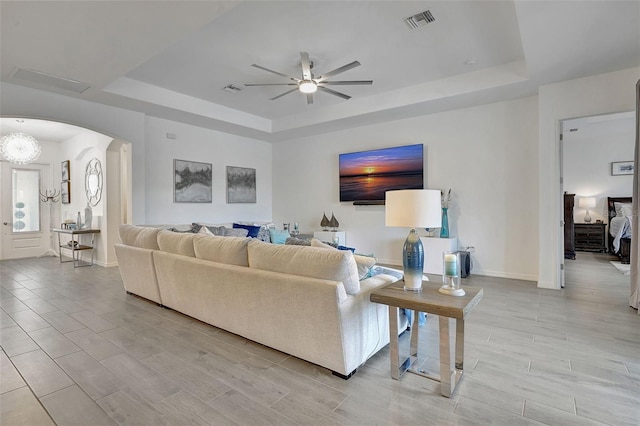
[
  {"x1": 578, "y1": 197, "x2": 596, "y2": 223},
  {"x1": 386, "y1": 189, "x2": 442, "y2": 291}
]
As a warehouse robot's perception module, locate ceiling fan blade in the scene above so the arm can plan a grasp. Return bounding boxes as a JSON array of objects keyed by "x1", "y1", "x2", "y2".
[
  {"x1": 244, "y1": 83, "x2": 297, "y2": 86},
  {"x1": 317, "y1": 86, "x2": 351, "y2": 100},
  {"x1": 320, "y1": 80, "x2": 373, "y2": 86},
  {"x1": 270, "y1": 88, "x2": 298, "y2": 101},
  {"x1": 306, "y1": 93, "x2": 314, "y2": 104},
  {"x1": 251, "y1": 64, "x2": 300, "y2": 82},
  {"x1": 316, "y1": 61, "x2": 361, "y2": 82},
  {"x1": 300, "y1": 52, "x2": 312, "y2": 80}
]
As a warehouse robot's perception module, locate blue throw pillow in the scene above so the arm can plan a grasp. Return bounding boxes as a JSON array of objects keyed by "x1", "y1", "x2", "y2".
[
  {"x1": 233, "y1": 223, "x2": 261, "y2": 238},
  {"x1": 269, "y1": 228, "x2": 290, "y2": 244}
]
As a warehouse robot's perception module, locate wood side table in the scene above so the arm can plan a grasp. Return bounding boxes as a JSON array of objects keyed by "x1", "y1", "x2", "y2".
[
  {"x1": 574, "y1": 223, "x2": 606, "y2": 252},
  {"x1": 370, "y1": 280, "x2": 483, "y2": 397}
]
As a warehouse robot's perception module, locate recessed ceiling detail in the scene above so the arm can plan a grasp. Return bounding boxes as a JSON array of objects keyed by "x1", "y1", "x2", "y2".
[{"x1": 244, "y1": 52, "x2": 372, "y2": 104}]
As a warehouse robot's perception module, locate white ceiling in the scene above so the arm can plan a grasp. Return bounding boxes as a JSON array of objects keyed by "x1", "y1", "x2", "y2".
[{"x1": 1, "y1": 1, "x2": 639, "y2": 143}]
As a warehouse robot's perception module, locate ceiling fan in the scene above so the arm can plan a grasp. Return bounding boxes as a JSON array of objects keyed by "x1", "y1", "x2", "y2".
[{"x1": 244, "y1": 52, "x2": 372, "y2": 104}]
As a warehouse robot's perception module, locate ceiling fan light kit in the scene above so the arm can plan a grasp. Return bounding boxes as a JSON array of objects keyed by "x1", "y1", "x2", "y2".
[
  {"x1": 245, "y1": 52, "x2": 372, "y2": 104},
  {"x1": 299, "y1": 80, "x2": 317, "y2": 93}
]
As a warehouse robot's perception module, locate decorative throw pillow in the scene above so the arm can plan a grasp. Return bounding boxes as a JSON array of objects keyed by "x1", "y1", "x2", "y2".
[
  {"x1": 223, "y1": 228, "x2": 249, "y2": 237},
  {"x1": 233, "y1": 223, "x2": 261, "y2": 238},
  {"x1": 256, "y1": 225, "x2": 271, "y2": 243},
  {"x1": 197, "y1": 226, "x2": 215, "y2": 236},
  {"x1": 285, "y1": 237, "x2": 311, "y2": 246},
  {"x1": 614, "y1": 202, "x2": 632, "y2": 217},
  {"x1": 353, "y1": 254, "x2": 377, "y2": 280},
  {"x1": 191, "y1": 222, "x2": 203, "y2": 233},
  {"x1": 310, "y1": 238, "x2": 333, "y2": 249},
  {"x1": 207, "y1": 226, "x2": 227, "y2": 236},
  {"x1": 269, "y1": 228, "x2": 291, "y2": 244},
  {"x1": 311, "y1": 239, "x2": 376, "y2": 279}
]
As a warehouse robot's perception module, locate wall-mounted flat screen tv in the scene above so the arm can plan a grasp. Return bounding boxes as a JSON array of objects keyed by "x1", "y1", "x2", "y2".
[{"x1": 339, "y1": 143, "x2": 424, "y2": 203}]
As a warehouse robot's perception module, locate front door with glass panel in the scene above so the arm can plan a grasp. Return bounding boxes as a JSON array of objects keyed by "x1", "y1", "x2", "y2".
[{"x1": 1, "y1": 163, "x2": 51, "y2": 259}]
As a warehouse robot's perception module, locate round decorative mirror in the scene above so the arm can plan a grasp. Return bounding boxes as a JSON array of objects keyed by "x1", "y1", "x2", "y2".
[{"x1": 85, "y1": 158, "x2": 103, "y2": 206}]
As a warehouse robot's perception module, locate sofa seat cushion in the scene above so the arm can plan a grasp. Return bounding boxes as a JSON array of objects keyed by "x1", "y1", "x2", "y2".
[
  {"x1": 193, "y1": 234, "x2": 250, "y2": 266},
  {"x1": 157, "y1": 230, "x2": 196, "y2": 257},
  {"x1": 248, "y1": 240, "x2": 360, "y2": 294},
  {"x1": 119, "y1": 224, "x2": 161, "y2": 250}
]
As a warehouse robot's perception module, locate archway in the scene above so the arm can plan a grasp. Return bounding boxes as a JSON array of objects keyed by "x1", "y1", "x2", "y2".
[{"x1": 0, "y1": 117, "x2": 132, "y2": 266}]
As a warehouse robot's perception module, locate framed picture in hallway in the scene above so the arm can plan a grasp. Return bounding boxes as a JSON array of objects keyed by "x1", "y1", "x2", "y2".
[
  {"x1": 611, "y1": 161, "x2": 634, "y2": 176},
  {"x1": 61, "y1": 160, "x2": 70, "y2": 182},
  {"x1": 174, "y1": 159, "x2": 212, "y2": 203},
  {"x1": 226, "y1": 166, "x2": 256, "y2": 203},
  {"x1": 61, "y1": 181, "x2": 70, "y2": 204}
]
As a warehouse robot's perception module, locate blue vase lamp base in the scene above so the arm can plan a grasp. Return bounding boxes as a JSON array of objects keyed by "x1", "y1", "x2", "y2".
[{"x1": 403, "y1": 229, "x2": 424, "y2": 292}]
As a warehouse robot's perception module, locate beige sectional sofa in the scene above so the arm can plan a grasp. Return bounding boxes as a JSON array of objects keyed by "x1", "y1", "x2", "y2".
[{"x1": 115, "y1": 224, "x2": 405, "y2": 378}]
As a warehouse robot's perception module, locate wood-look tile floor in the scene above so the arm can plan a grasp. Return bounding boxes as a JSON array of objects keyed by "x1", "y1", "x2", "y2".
[{"x1": 1, "y1": 253, "x2": 638, "y2": 425}]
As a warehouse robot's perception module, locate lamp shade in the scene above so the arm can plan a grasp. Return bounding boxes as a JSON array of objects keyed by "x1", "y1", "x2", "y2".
[
  {"x1": 578, "y1": 197, "x2": 596, "y2": 209},
  {"x1": 385, "y1": 189, "x2": 442, "y2": 228}
]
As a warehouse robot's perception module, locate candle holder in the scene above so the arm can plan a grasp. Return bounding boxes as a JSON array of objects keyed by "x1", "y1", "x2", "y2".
[{"x1": 439, "y1": 251, "x2": 465, "y2": 296}]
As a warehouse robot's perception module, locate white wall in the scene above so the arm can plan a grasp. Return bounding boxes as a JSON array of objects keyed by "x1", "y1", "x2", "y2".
[
  {"x1": 143, "y1": 116, "x2": 272, "y2": 225},
  {"x1": 538, "y1": 67, "x2": 640, "y2": 289},
  {"x1": 273, "y1": 96, "x2": 540, "y2": 281},
  {"x1": 564, "y1": 120, "x2": 634, "y2": 224}
]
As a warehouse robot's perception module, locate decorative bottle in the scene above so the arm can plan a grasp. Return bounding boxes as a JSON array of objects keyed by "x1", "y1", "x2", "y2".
[
  {"x1": 84, "y1": 203, "x2": 93, "y2": 229},
  {"x1": 76, "y1": 212, "x2": 83, "y2": 229}
]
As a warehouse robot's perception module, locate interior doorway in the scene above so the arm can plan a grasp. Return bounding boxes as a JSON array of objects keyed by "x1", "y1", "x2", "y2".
[{"x1": 559, "y1": 111, "x2": 635, "y2": 286}]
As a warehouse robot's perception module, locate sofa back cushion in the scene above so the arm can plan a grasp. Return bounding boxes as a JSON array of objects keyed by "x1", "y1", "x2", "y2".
[
  {"x1": 193, "y1": 234, "x2": 250, "y2": 266},
  {"x1": 157, "y1": 230, "x2": 196, "y2": 257},
  {"x1": 247, "y1": 240, "x2": 360, "y2": 294},
  {"x1": 119, "y1": 225, "x2": 160, "y2": 250}
]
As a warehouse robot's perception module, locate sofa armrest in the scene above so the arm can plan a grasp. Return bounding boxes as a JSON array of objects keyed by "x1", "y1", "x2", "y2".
[{"x1": 114, "y1": 243, "x2": 161, "y2": 304}]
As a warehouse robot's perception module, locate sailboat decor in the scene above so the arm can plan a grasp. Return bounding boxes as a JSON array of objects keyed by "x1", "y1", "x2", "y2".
[
  {"x1": 320, "y1": 213, "x2": 330, "y2": 231},
  {"x1": 328, "y1": 213, "x2": 339, "y2": 231}
]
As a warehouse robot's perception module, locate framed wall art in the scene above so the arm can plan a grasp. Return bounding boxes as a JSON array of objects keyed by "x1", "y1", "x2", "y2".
[
  {"x1": 611, "y1": 161, "x2": 634, "y2": 176},
  {"x1": 61, "y1": 181, "x2": 70, "y2": 204},
  {"x1": 226, "y1": 166, "x2": 256, "y2": 203},
  {"x1": 174, "y1": 159, "x2": 212, "y2": 203},
  {"x1": 61, "y1": 160, "x2": 70, "y2": 182}
]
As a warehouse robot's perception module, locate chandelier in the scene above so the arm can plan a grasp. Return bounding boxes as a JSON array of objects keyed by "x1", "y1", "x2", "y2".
[{"x1": 0, "y1": 121, "x2": 41, "y2": 164}]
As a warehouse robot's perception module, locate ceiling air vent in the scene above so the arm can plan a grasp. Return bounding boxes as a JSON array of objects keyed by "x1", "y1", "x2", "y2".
[
  {"x1": 10, "y1": 68, "x2": 91, "y2": 93},
  {"x1": 222, "y1": 84, "x2": 242, "y2": 93},
  {"x1": 405, "y1": 10, "x2": 435, "y2": 30}
]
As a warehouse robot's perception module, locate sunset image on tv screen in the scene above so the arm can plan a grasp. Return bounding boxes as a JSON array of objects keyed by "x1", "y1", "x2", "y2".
[{"x1": 339, "y1": 144, "x2": 423, "y2": 202}]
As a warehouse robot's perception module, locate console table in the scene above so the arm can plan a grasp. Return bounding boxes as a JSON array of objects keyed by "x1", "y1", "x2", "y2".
[
  {"x1": 52, "y1": 228, "x2": 100, "y2": 267},
  {"x1": 370, "y1": 280, "x2": 483, "y2": 397}
]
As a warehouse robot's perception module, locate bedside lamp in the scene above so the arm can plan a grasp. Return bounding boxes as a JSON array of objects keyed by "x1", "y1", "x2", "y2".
[
  {"x1": 386, "y1": 189, "x2": 442, "y2": 292},
  {"x1": 579, "y1": 197, "x2": 596, "y2": 223}
]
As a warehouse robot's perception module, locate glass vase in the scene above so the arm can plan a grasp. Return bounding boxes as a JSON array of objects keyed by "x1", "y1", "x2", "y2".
[{"x1": 440, "y1": 207, "x2": 449, "y2": 238}]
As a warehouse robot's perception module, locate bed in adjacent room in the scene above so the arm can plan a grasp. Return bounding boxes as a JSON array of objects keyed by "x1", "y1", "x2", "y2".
[{"x1": 607, "y1": 196, "x2": 632, "y2": 264}]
